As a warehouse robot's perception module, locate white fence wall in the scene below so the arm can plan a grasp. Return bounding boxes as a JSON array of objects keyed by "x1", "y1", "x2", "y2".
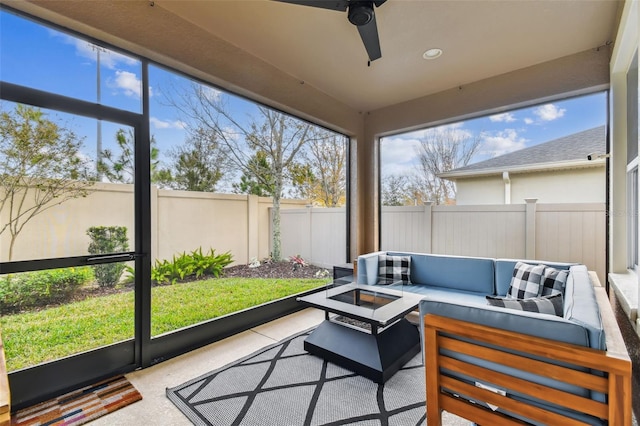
[
  {"x1": 382, "y1": 206, "x2": 431, "y2": 253},
  {"x1": 535, "y1": 203, "x2": 606, "y2": 282},
  {"x1": 431, "y1": 204, "x2": 527, "y2": 258},
  {"x1": 3, "y1": 181, "x2": 605, "y2": 282},
  {"x1": 1, "y1": 183, "x2": 307, "y2": 265},
  {"x1": 378, "y1": 201, "x2": 606, "y2": 283},
  {"x1": 277, "y1": 207, "x2": 347, "y2": 268}
]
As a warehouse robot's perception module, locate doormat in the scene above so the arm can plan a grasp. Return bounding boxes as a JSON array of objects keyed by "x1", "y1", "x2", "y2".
[
  {"x1": 167, "y1": 328, "x2": 428, "y2": 425},
  {"x1": 12, "y1": 375, "x2": 141, "y2": 426}
]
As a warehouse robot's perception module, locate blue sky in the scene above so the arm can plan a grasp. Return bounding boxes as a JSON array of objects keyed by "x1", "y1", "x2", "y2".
[
  {"x1": 0, "y1": 10, "x2": 248, "y2": 166},
  {"x1": 0, "y1": 9, "x2": 607, "y2": 183},
  {"x1": 381, "y1": 91, "x2": 607, "y2": 177}
]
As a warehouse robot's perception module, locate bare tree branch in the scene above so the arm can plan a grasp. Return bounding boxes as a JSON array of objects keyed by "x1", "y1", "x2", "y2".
[
  {"x1": 160, "y1": 81, "x2": 313, "y2": 260},
  {"x1": 410, "y1": 127, "x2": 480, "y2": 205}
]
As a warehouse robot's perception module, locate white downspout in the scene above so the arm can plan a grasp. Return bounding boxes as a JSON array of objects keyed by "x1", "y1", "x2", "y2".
[{"x1": 503, "y1": 171, "x2": 511, "y2": 204}]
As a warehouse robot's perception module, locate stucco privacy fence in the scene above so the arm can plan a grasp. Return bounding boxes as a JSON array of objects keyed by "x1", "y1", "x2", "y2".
[
  {"x1": 2, "y1": 183, "x2": 604, "y2": 284},
  {"x1": 0, "y1": 182, "x2": 306, "y2": 265}
]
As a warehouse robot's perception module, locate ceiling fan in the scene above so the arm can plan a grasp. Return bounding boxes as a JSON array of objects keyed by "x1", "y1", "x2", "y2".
[{"x1": 276, "y1": 0, "x2": 387, "y2": 62}]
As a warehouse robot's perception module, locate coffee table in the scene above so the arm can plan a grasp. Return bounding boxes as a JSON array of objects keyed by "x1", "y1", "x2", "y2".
[{"x1": 297, "y1": 281, "x2": 422, "y2": 383}]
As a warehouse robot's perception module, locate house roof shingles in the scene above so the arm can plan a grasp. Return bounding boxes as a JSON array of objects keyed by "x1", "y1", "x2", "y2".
[{"x1": 440, "y1": 126, "x2": 606, "y2": 179}]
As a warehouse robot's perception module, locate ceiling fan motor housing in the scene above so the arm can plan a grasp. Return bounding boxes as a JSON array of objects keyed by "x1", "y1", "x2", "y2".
[{"x1": 348, "y1": 1, "x2": 374, "y2": 26}]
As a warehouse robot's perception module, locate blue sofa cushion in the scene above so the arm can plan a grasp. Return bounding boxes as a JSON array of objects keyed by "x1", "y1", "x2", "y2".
[
  {"x1": 378, "y1": 254, "x2": 411, "y2": 284},
  {"x1": 507, "y1": 262, "x2": 545, "y2": 299},
  {"x1": 407, "y1": 285, "x2": 489, "y2": 306},
  {"x1": 419, "y1": 296, "x2": 591, "y2": 352},
  {"x1": 486, "y1": 293, "x2": 564, "y2": 317},
  {"x1": 541, "y1": 266, "x2": 568, "y2": 297},
  {"x1": 403, "y1": 253, "x2": 495, "y2": 294},
  {"x1": 564, "y1": 265, "x2": 606, "y2": 350}
]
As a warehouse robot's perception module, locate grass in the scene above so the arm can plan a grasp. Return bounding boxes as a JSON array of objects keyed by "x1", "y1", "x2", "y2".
[{"x1": 0, "y1": 277, "x2": 324, "y2": 371}]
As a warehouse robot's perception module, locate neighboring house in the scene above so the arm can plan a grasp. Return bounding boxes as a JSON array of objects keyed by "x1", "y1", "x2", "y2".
[{"x1": 439, "y1": 126, "x2": 606, "y2": 205}]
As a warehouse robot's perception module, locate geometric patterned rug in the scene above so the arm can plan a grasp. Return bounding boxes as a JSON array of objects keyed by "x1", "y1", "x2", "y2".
[
  {"x1": 12, "y1": 375, "x2": 142, "y2": 426},
  {"x1": 167, "y1": 328, "x2": 428, "y2": 426}
]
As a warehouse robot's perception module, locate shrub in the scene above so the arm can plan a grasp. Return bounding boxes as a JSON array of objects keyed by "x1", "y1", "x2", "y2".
[
  {"x1": 152, "y1": 248, "x2": 233, "y2": 285},
  {"x1": 0, "y1": 267, "x2": 94, "y2": 313},
  {"x1": 87, "y1": 226, "x2": 129, "y2": 288}
]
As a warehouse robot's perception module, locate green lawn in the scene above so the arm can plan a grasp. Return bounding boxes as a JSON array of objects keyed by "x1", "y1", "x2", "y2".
[{"x1": 0, "y1": 277, "x2": 324, "y2": 371}]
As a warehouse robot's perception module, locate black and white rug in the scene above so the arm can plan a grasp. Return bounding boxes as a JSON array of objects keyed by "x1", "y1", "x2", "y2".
[{"x1": 167, "y1": 328, "x2": 433, "y2": 426}]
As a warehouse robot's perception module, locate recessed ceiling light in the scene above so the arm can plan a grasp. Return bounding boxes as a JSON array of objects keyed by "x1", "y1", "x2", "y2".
[{"x1": 423, "y1": 48, "x2": 443, "y2": 60}]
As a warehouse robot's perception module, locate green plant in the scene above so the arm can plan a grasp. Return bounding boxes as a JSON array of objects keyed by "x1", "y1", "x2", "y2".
[
  {"x1": 151, "y1": 248, "x2": 233, "y2": 285},
  {"x1": 0, "y1": 267, "x2": 94, "y2": 314},
  {"x1": 87, "y1": 226, "x2": 129, "y2": 288},
  {"x1": 122, "y1": 265, "x2": 135, "y2": 284}
]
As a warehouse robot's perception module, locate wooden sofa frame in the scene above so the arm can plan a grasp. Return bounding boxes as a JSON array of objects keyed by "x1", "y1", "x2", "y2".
[
  {"x1": 0, "y1": 333, "x2": 9, "y2": 426},
  {"x1": 424, "y1": 282, "x2": 632, "y2": 425}
]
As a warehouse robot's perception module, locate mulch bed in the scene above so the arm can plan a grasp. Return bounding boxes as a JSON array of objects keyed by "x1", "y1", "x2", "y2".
[{"x1": 222, "y1": 260, "x2": 326, "y2": 279}]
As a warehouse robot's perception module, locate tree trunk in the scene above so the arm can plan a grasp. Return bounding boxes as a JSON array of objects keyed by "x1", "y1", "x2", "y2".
[{"x1": 272, "y1": 194, "x2": 281, "y2": 261}]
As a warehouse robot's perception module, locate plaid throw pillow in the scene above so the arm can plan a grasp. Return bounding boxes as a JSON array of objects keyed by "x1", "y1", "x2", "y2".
[
  {"x1": 507, "y1": 262, "x2": 545, "y2": 299},
  {"x1": 486, "y1": 293, "x2": 564, "y2": 317},
  {"x1": 378, "y1": 254, "x2": 411, "y2": 284},
  {"x1": 540, "y1": 267, "x2": 568, "y2": 297}
]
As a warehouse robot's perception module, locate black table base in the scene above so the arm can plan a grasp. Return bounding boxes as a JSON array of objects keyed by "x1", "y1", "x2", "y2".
[{"x1": 304, "y1": 318, "x2": 420, "y2": 383}]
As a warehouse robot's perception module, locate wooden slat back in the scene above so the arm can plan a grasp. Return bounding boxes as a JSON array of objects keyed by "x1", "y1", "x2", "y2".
[{"x1": 424, "y1": 314, "x2": 632, "y2": 426}]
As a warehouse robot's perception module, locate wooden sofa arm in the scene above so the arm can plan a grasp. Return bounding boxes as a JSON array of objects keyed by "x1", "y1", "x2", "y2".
[
  {"x1": 424, "y1": 313, "x2": 632, "y2": 425},
  {"x1": 0, "y1": 334, "x2": 9, "y2": 426}
]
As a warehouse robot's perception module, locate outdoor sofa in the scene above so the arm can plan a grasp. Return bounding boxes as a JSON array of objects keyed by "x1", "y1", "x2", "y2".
[{"x1": 356, "y1": 251, "x2": 632, "y2": 425}]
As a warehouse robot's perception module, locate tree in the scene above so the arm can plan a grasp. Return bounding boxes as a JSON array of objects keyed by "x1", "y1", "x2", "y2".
[
  {"x1": 0, "y1": 104, "x2": 94, "y2": 260},
  {"x1": 165, "y1": 83, "x2": 313, "y2": 260},
  {"x1": 411, "y1": 126, "x2": 480, "y2": 205},
  {"x1": 232, "y1": 151, "x2": 276, "y2": 196},
  {"x1": 158, "y1": 127, "x2": 232, "y2": 192},
  {"x1": 288, "y1": 162, "x2": 315, "y2": 202},
  {"x1": 97, "y1": 128, "x2": 164, "y2": 184},
  {"x1": 295, "y1": 131, "x2": 347, "y2": 207},
  {"x1": 381, "y1": 174, "x2": 411, "y2": 206}
]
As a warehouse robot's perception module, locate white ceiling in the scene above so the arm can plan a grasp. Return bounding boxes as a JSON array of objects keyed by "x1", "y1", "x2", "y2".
[{"x1": 155, "y1": 0, "x2": 621, "y2": 113}]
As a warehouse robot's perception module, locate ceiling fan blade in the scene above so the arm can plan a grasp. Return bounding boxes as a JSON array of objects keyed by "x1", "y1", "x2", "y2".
[
  {"x1": 275, "y1": 0, "x2": 348, "y2": 12},
  {"x1": 356, "y1": 12, "x2": 382, "y2": 61}
]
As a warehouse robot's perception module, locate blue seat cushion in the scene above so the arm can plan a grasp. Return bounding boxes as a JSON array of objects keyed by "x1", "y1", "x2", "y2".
[{"x1": 391, "y1": 252, "x2": 495, "y2": 294}]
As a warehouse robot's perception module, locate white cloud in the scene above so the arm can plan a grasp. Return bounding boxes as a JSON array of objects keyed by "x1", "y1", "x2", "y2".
[
  {"x1": 489, "y1": 112, "x2": 516, "y2": 123},
  {"x1": 479, "y1": 129, "x2": 527, "y2": 157},
  {"x1": 524, "y1": 117, "x2": 534, "y2": 125},
  {"x1": 109, "y1": 70, "x2": 142, "y2": 98},
  {"x1": 49, "y1": 31, "x2": 139, "y2": 69},
  {"x1": 407, "y1": 122, "x2": 473, "y2": 141},
  {"x1": 221, "y1": 126, "x2": 242, "y2": 143},
  {"x1": 196, "y1": 85, "x2": 222, "y2": 103},
  {"x1": 150, "y1": 117, "x2": 186, "y2": 130},
  {"x1": 533, "y1": 104, "x2": 566, "y2": 121},
  {"x1": 380, "y1": 122, "x2": 477, "y2": 176},
  {"x1": 380, "y1": 136, "x2": 422, "y2": 177},
  {"x1": 86, "y1": 45, "x2": 138, "y2": 69}
]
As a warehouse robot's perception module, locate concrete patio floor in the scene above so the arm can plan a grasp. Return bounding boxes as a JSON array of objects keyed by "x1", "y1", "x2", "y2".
[{"x1": 89, "y1": 308, "x2": 473, "y2": 425}]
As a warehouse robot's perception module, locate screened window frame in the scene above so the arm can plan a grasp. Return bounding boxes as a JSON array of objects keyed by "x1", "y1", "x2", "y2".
[
  {"x1": 628, "y1": 161, "x2": 639, "y2": 271},
  {"x1": 0, "y1": 3, "x2": 352, "y2": 410}
]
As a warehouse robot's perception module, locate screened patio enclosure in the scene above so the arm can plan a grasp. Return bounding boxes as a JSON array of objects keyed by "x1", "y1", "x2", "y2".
[{"x1": 0, "y1": 0, "x2": 637, "y2": 416}]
